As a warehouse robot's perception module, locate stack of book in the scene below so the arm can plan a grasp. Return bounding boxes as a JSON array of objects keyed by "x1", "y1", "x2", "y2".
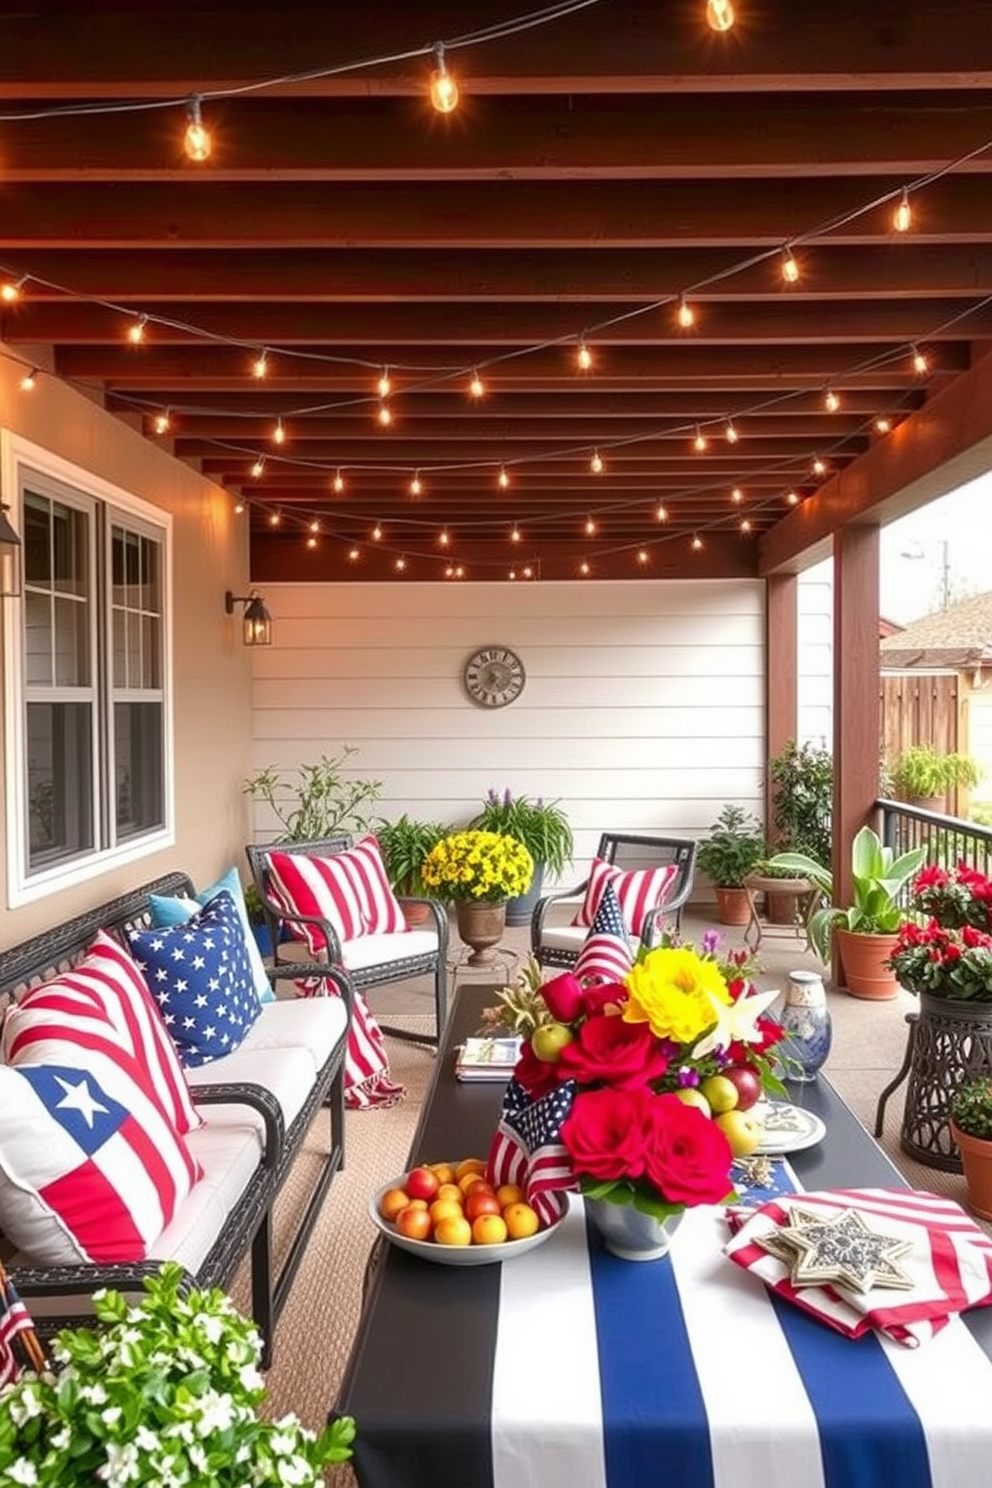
[{"x1": 454, "y1": 1035, "x2": 522, "y2": 1082}]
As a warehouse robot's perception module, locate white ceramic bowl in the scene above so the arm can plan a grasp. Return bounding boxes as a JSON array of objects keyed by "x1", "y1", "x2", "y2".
[{"x1": 369, "y1": 1176, "x2": 565, "y2": 1267}]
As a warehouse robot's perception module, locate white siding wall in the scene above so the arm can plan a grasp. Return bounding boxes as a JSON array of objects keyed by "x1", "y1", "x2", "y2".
[
  {"x1": 248, "y1": 579, "x2": 768, "y2": 883},
  {"x1": 798, "y1": 559, "x2": 834, "y2": 750}
]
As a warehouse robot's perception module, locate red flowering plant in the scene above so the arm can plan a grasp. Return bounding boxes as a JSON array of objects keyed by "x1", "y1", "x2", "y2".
[
  {"x1": 486, "y1": 933, "x2": 789, "y2": 1224},
  {"x1": 887, "y1": 863, "x2": 992, "y2": 1002}
]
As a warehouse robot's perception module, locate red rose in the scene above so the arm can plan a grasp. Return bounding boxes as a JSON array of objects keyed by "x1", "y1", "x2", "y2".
[
  {"x1": 560, "y1": 1087, "x2": 652, "y2": 1183},
  {"x1": 540, "y1": 972, "x2": 586, "y2": 1025},
  {"x1": 642, "y1": 1093, "x2": 734, "y2": 1207},
  {"x1": 580, "y1": 982, "x2": 628, "y2": 1017},
  {"x1": 557, "y1": 1011, "x2": 669, "y2": 1090},
  {"x1": 513, "y1": 1038, "x2": 564, "y2": 1099}
]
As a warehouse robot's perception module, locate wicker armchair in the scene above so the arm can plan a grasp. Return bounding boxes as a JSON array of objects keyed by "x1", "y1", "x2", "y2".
[{"x1": 530, "y1": 831, "x2": 697, "y2": 971}]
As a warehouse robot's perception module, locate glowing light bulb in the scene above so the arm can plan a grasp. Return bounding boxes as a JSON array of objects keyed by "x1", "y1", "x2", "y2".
[
  {"x1": 127, "y1": 315, "x2": 148, "y2": 345},
  {"x1": 395, "y1": 556, "x2": 407, "y2": 572},
  {"x1": 445, "y1": 565, "x2": 455, "y2": 578},
  {"x1": 912, "y1": 345, "x2": 930, "y2": 375},
  {"x1": 676, "y1": 295, "x2": 695, "y2": 329},
  {"x1": 409, "y1": 472, "x2": 423, "y2": 496},
  {"x1": 691, "y1": 534, "x2": 704, "y2": 551},
  {"x1": 372, "y1": 524, "x2": 383, "y2": 541},
  {"x1": 894, "y1": 189, "x2": 912, "y2": 234},
  {"x1": 153, "y1": 410, "x2": 171, "y2": 434},
  {"x1": 268, "y1": 510, "x2": 281, "y2": 526},
  {"x1": 309, "y1": 518, "x2": 320, "y2": 534},
  {"x1": 307, "y1": 535, "x2": 318, "y2": 550},
  {"x1": 585, "y1": 516, "x2": 597, "y2": 535},
  {"x1": 183, "y1": 96, "x2": 211, "y2": 162},
  {"x1": 468, "y1": 370, "x2": 485, "y2": 399},
  {"x1": 731, "y1": 487, "x2": 743, "y2": 504},
  {"x1": 781, "y1": 248, "x2": 800, "y2": 284},
  {"x1": 521, "y1": 566, "x2": 533, "y2": 579},
  {"x1": 576, "y1": 337, "x2": 593, "y2": 371},
  {"x1": 693, "y1": 425, "x2": 708, "y2": 452},
  {"x1": 740, "y1": 518, "x2": 752, "y2": 533},
  {"x1": 812, "y1": 454, "x2": 826, "y2": 476},
  {"x1": 637, "y1": 550, "x2": 649, "y2": 565},
  {"x1": 579, "y1": 561, "x2": 590, "y2": 576},
  {"x1": 272, "y1": 418, "x2": 286, "y2": 445},
  {"x1": 348, "y1": 547, "x2": 360, "y2": 562},
  {"x1": 377, "y1": 368, "x2": 391, "y2": 398},
  {"x1": 508, "y1": 570, "x2": 517, "y2": 581},
  {"x1": 656, "y1": 503, "x2": 668, "y2": 522},
  {"x1": 510, "y1": 525, "x2": 521, "y2": 544},
  {"x1": 332, "y1": 469, "x2": 345, "y2": 493},
  {"x1": 875, "y1": 415, "x2": 892, "y2": 434},
  {"x1": 252, "y1": 349, "x2": 269, "y2": 380},
  {"x1": 377, "y1": 402, "x2": 393, "y2": 427},
  {"x1": 785, "y1": 489, "x2": 800, "y2": 505},
  {"x1": 706, "y1": 0, "x2": 734, "y2": 32},
  {"x1": 233, "y1": 497, "x2": 245, "y2": 514},
  {"x1": 429, "y1": 42, "x2": 459, "y2": 114},
  {"x1": 725, "y1": 421, "x2": 738, "y2": 444},
  {"x1": 824, "y1": 388, "x2": 840, "y2": 412},
  {"x1": 439, "y1": 529, "x2": 450, "y2": 547},
  {"x1": 455, "y1": 565, "x2": 465, "y2": 578},
  {"x1": 0, "y1": 277, "x2": 25, "y2": 304},
  {"x1": 251, "y1": 456, "x2": 265, "y2": 478},
  {"x1": 18, "y1": 368, "x2": 37, "y2": 392},
  {"x1": 590, "y1": 450, "x2": 604, "y2": 474},
  {"x1": 498, "y1": 466, "x2": 510, "y2": 489}
]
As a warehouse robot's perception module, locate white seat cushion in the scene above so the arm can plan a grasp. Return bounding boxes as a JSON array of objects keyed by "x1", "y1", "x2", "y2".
[
  {"x1": 341, "y1": 929, "x2": 438, "y2": 972},
  {"x1": 538, "y1": 924, "x2": 594, "y2": 955},
  {"x1": 230, "y1": 996, "x2": 347, "y2": 1073},
  {"x1": 185, "y1": 1045, "x2": 319, "y2": 1142}
]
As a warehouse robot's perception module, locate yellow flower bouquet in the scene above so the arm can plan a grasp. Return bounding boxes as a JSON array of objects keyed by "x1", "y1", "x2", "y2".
[{"x1": 422, "y1": 829, "x2": 534, "y2": 904}]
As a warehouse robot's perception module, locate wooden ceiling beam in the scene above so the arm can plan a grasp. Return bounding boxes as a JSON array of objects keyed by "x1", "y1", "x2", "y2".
[{"x1": 171, "y1": 413, "x2": 871, "y2": 442}]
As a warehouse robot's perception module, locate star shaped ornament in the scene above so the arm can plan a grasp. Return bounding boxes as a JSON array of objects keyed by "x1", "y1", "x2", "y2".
[{"x1": 758, "y1": 1205, "x2": 915, "y2": 1294}]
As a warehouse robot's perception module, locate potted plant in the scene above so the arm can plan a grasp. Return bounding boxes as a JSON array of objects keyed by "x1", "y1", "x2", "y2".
[
  {"x1": 373, "y1": 813, "x2": 453, "y2": 925},
  {"x1": 755, "y1": 740, "x2": 834, "y2": 923},
  {"x1": 766, "y1": 823, "x2": 927, "y2": 998},
  {"x1": 421, "y1": 829, "x2": 534, "y2": 965},
  {"x1": 0, "y1": 1263, "x2": 355, "y2": 1484},
  {"x1": 889, "y1": 744, "x2": 982, "y2": 810},
  {"x1": 695, "y1": 804, "x2": 766, "y2": 925},
  {"x1": 950, "y1": 1079, "x2": 992, "y2": 1219},
  {"x1": 243, "y1": 744, "x2": 382, "y2": 842},
  {"x1": 471, "y1": 788, "x2": 574, "y2": 925}
]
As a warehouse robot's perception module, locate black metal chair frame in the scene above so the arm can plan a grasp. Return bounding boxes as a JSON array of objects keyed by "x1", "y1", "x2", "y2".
[
  {"x1": 246, "y1": 836, "x2": 449, "y2": 1046},
  {"x1": 530, "y1": 831, "x2": 698, "y2": 971}
]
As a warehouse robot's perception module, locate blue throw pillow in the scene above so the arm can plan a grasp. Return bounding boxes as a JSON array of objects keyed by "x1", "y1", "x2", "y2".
[
  {"x1": 127, "y1": 890, "x2": 262, "y2": 1068},
  {"x1": 148, "y1": 865, "x2": 275, "y2": 1004}
]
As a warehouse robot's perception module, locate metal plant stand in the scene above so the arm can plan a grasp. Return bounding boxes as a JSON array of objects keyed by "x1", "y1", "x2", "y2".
[{"x1": 874, "y1": 994, "x2": 992, "y2": 1171}]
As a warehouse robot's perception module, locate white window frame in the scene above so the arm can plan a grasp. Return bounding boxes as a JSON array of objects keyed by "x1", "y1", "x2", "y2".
[{"x1": 3, "y1": 432, "x2": 175, "y2": 906}]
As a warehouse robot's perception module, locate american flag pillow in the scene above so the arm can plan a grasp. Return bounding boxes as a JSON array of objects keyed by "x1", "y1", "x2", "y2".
[
  {"x1": 266, "y1": 836, "x2": 407, "y2": 954},
  {"x1": 3, "y1": 930, "x2": 201, "y2": 1136},
  {"x1": 127, "y1": 890, "x2": 262, "y2": 1069},
  {"x1": 0, "y1": 1060, "x2": 199, "y2": 1265},
  {"x1": 572, "y1": 881, "x2": 635, "y2": 984},
  {"x1": 571, "y1": 858, "x2": 679, "y2": 936}
]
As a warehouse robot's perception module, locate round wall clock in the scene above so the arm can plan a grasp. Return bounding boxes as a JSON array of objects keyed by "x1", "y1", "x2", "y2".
[{"x1": 463, "y1": 646, "x2": 526, "y2": 708}]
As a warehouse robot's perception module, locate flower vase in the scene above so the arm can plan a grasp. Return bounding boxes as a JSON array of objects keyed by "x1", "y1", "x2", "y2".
[
  {"x1": 584, "y1": 1198, "x2": 684, "y2": 1261},
  {"x1": 778, "y1": 970, "x2": 832, "y2": 1081},
  {"x1": 455, "y1": 900, "x2": 507, "y2": 966}
]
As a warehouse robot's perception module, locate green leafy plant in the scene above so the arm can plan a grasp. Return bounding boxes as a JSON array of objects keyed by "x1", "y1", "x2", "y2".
[
  {"x1": 471, "y1": 789, "x2": 574, "y2": 877},
  {"x1": 0, "y1": 1263, "x2": 355, "y2": 1486},
  {"x1": 373, "y1": 813, "x2": 453, "y2": 896},
  {"x1": 889, "y1": 744, "x2": 982, "y2": 802},
  {"x1": 768, "y1": 739, "x2": 833, "y2": 865},
  {"x1": 695, "y1": 805, "x2": 765, "y2": 889},
  {"x1": 951, "y1": 1078, "x2": 992, "y2": 1140},
  {"x1": 766, "y1": 824, "x2": 928, "y2": 961},
  {"x1": 243, "y1": 745, "x2": 382, "y2": 842}
]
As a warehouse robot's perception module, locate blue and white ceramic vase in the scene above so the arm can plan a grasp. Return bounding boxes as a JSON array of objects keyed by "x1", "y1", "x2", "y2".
[{"x1": 778, "y1": 970, "x2": 832, "y2": 1082}]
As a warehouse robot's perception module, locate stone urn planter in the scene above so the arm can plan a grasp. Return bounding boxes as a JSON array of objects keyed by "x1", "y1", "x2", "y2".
[{"x1": 455, "y1": 900, "x2": 508, "y2": 965}]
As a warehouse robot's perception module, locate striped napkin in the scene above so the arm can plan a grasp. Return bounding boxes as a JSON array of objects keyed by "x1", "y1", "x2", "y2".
[{"x1": 725, "y1": 1187, "x2": 992, "y2": 1346}]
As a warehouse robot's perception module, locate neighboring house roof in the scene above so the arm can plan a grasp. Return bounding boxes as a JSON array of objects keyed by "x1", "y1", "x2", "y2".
[
  {"x1": 879, "y1": 617, "x2": 904, "y2": 639},
  {"x1": 880, "y1": 591, "x2": 992, "y2": 670}
]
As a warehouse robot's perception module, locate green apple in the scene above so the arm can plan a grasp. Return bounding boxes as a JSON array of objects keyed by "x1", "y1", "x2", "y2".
[
  {"x1": 715, "y1": 1108, "x2": 763, "y2": 1158},
  {"x1": 699, "y1": 1073, "x2": 739, "y2": 1114},
  {"x1": 674, "y1": 1087, "x2": 712, "y2": 1119},
  {"x1": 531, "y1": 1021, "x2": 574, "y2": 1063}
]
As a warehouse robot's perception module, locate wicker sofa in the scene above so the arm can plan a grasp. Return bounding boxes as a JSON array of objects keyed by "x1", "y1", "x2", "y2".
[{"x1": 0, "y1": 871, "x2": 350, "y2": 1365}]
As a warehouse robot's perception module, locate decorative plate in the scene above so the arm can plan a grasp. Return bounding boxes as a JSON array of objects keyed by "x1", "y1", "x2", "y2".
[
  {"x1": 753, "y1": 1102, "x2": 827, "y2": 1155},
  {"x1": 368, "y1": 1178, "x2": 565, "y2": 1267}
]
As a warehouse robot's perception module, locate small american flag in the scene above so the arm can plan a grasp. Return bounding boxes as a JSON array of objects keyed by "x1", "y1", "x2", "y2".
[
  {"x1": 0, "y1": 1263, "x2": 47, "y2": 1386},
  {"x1": 572, "y1": 881, "x2": 633, "y2": 986},
  {"x1": 487, "y1": 1076, "x2": 578, "y2": 1226}
]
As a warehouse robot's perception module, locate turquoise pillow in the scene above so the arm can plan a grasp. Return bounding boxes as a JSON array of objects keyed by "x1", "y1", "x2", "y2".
[{"x1": 149, "y1": 865, "x2": 275, "y2": 1004}]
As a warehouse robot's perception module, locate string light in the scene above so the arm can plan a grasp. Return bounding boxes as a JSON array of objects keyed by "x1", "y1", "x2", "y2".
[
  {"x1": 377, "y1": 367, "x2": 391, "y2": 398},
  {"x1": 705, "y1": 0, "x2": 734, "y2": 31},
  {"x1": 307, "y1": 533, "x2": 318, "y2": 549},
  {"x1": 875, "y1": 415, "x2": 892, "y2": 434},
  {"x1": 637, "y1": 550, "x2": 650, "y2": 565},
  {"x1": 579, "y1": 561, "x2": 591, "y2": 576},
  {"x1": 824, "y1": 388, "x2": 840, "y2": 412},
  {"x1": 252, "y1": 349, "x2": 269, "y2": 380},
  {"x1": 309, "y1": 518, "x2": 320, "y2": 534},
  {"x1": 268, "y1": 510, "x2": 281, "y2": 526},
  {"x1": 590, "y1": 450, "x2": 604, "y2": 474},
  {"x1": 521, "y1": 566, "x2": 534, "y2": 579},
  {"x1": 0, "y1": 277, "x2": 25, "y2": 304},
  {"x1": 656, "y1": 503, "x2": 668, "y2": 522},
  {"x1": 371, "y1": 523, "x2": 383, "y2": 541},
  {"x1": 691, "y1": 534, "x2": 704, "y2": 551},
  {"x1": 272, "y1": 418, "x2": 286, "y2": 445},
  {"x1": 18, "y1": 367, "x2": 37, "y2": 391},
  {"x1": 377, "y1": 402, "x2": 393, "y2": 427},
  {"x1": 730, "y1": 487, "x2": 743, "y2": 504},
  {"x1": 332, "y1": 469, "x2": 345, "y2": 493},
  {"x1": 348, "y1": 547, "x2": 360, "y2": 562},
  {"x1": 126, "y1": 315, "x2": 148, "y2": 345},
  {"x1": 894, "y1": 189, "x2": 912, "y2": 234},
  {"x1": 409, "y1": 471, "x2": 423, "y2": 495},
  {"x1": 394, "y1": 555, "x2": 407, "y2": 572},
  {"x1": 911, "y1": 344, "x2": 930, "y2": 375},
  {"x1": 183, "y1": 95, "x2": 211, "y2": 162},
  {"x1": 510, "y1": 524, "x2": 522, "y2": 543},
  {"x1": 429, "y1": 41, "x2": 459, "y2": 114},
  {"x1": 468, "y1": 370, "x2": 485, "y2": 399},
  {"x1": 497, "y1": 465, "x2": 510, "y2": 489},
  {"x1": 438, "y1": 529, "x2": 451, "y2": 547},
  {"x1": 781, "y1": 248, "x2": 800, "y2": 284},
  {"x1": 811, "y1": 454, "x2": 827, "y2": 476},
  {"x1": 740, "y1": 518, "x2": 752, "y2": 533},
  {"x1": 693, "y1": 425, "x2": 708, "y2": 452},
  {"x1": 725, "y1": 420, "x2": 739, "y2": 443},
  {"x1": 576, "y1": 336, "x2": 593, "y2": 371},
  {"x1": 233, "y1": 496, "x2": 245, "y2": 514},
  {"x1": 584, "y1": 515, "x2": 597, "y2": 535},
  {"x1": 785, "y1": 489, "x2": 800, "y2": 505},
  {"x1": 250, "y1": 456, "x2": 265, "y2": 478},
  {"x1": 676, "y1": 294, "x2": 696, "y2": 329},
  {"x1": 153, "y1": 409, "x2": 171, "y2": 434}
]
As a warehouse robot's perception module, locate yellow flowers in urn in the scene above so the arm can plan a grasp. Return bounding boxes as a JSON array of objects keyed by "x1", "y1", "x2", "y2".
[{"x1": 422, "y1": 829, "x2": 534, "y2": 904}]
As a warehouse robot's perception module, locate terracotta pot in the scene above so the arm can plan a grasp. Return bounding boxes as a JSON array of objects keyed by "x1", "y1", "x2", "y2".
[
  {"x1": 834, "y1": 927, "x2": 901, "y2": 1000},
  {"x1": 714, "y1": 886, "x2": 751, "y2": 926},
  {"x1": 455, "y1": 900, "x2": 507, "y2": 965},
  {"x1": 951, "y1": 1122, "x2": 992, "y2": 1220}
]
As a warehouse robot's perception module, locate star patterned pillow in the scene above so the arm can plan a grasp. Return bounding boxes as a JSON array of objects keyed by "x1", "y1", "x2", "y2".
[{"x1": 126, "y1": 889, "x2": 262, "y2": 1068}]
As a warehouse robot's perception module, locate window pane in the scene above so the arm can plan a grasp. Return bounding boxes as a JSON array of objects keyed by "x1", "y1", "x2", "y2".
[
  {"x1": 53, "y1": 595, "x2": 90, "y2": 687},
  {"x1": 115, "y1": 701, "x2": 164, "y2": 839},
  {"x1": 27, "y1": 701, "x2": 94, "y2": 867}
]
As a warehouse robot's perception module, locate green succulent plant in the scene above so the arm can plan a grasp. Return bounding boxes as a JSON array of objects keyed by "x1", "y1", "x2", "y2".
[{"x1": 951, "y1": 1078, "x2": 992, "y2": 1141}]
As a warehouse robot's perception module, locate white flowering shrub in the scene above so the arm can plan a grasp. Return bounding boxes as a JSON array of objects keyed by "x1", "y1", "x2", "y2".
[{"x1": 0, "y1": 1263, "x2": 355, "y2": 1486}]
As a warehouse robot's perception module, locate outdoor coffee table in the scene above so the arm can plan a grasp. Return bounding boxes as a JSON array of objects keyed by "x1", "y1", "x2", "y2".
[{"x1": 334, "y1": 985, "x2": 992, "y2": 1488}]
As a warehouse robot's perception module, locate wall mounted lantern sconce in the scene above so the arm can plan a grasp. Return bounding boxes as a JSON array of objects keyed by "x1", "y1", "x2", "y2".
[
  {"x1": 225, "y1": 589, "x2": 272, "y2": 647},
  {"x1": 0, "y1": 503, "x2": 23, "y2": 598}
]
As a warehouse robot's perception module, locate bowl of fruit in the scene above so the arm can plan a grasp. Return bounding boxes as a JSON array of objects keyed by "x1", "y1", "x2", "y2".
[{"x1": 370, "y1": 1157, "x2": 566, "y2": 1266}]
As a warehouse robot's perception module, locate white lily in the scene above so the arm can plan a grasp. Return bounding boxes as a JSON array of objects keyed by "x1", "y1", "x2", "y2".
[{"x1": 692, "y1": 985, "x2": 781, "y2": 1059}]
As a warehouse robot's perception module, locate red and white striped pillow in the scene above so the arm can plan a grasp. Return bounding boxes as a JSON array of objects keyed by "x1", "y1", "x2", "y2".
[
  {"x1": 2, "y1": 930, "x2": 201, "y2": 1136},
  {"x1": 266, "y1": 836, "x2": 407, "y2": 955},
  {"x1": 571, "y1": 859, "x2": 679, "y2": 937}
]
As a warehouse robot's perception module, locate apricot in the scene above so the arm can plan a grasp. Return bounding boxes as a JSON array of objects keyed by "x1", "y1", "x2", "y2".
[
  {"x1": 434, "y1": 1215, "x2": 473, "y2": 1247},
  {"x1": 378, "y1": 1187, "x2": 410, "y2": 1222},
  {"x1": 472, "y1": 1213, "x2": 508, "y2": 1245},
  {"x1": 503, "y1": 1202, "x2": 540, "y2": 1240}
]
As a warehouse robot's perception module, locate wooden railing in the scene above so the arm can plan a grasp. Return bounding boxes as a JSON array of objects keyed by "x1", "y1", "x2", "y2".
[{"x1": 877, "y1": 799, "x2": 992, "y2": 884}]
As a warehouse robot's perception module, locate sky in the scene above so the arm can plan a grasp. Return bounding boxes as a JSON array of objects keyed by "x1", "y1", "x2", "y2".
[{"x1": 879, "y1": 471, "x2": 992, "y2": 625}]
